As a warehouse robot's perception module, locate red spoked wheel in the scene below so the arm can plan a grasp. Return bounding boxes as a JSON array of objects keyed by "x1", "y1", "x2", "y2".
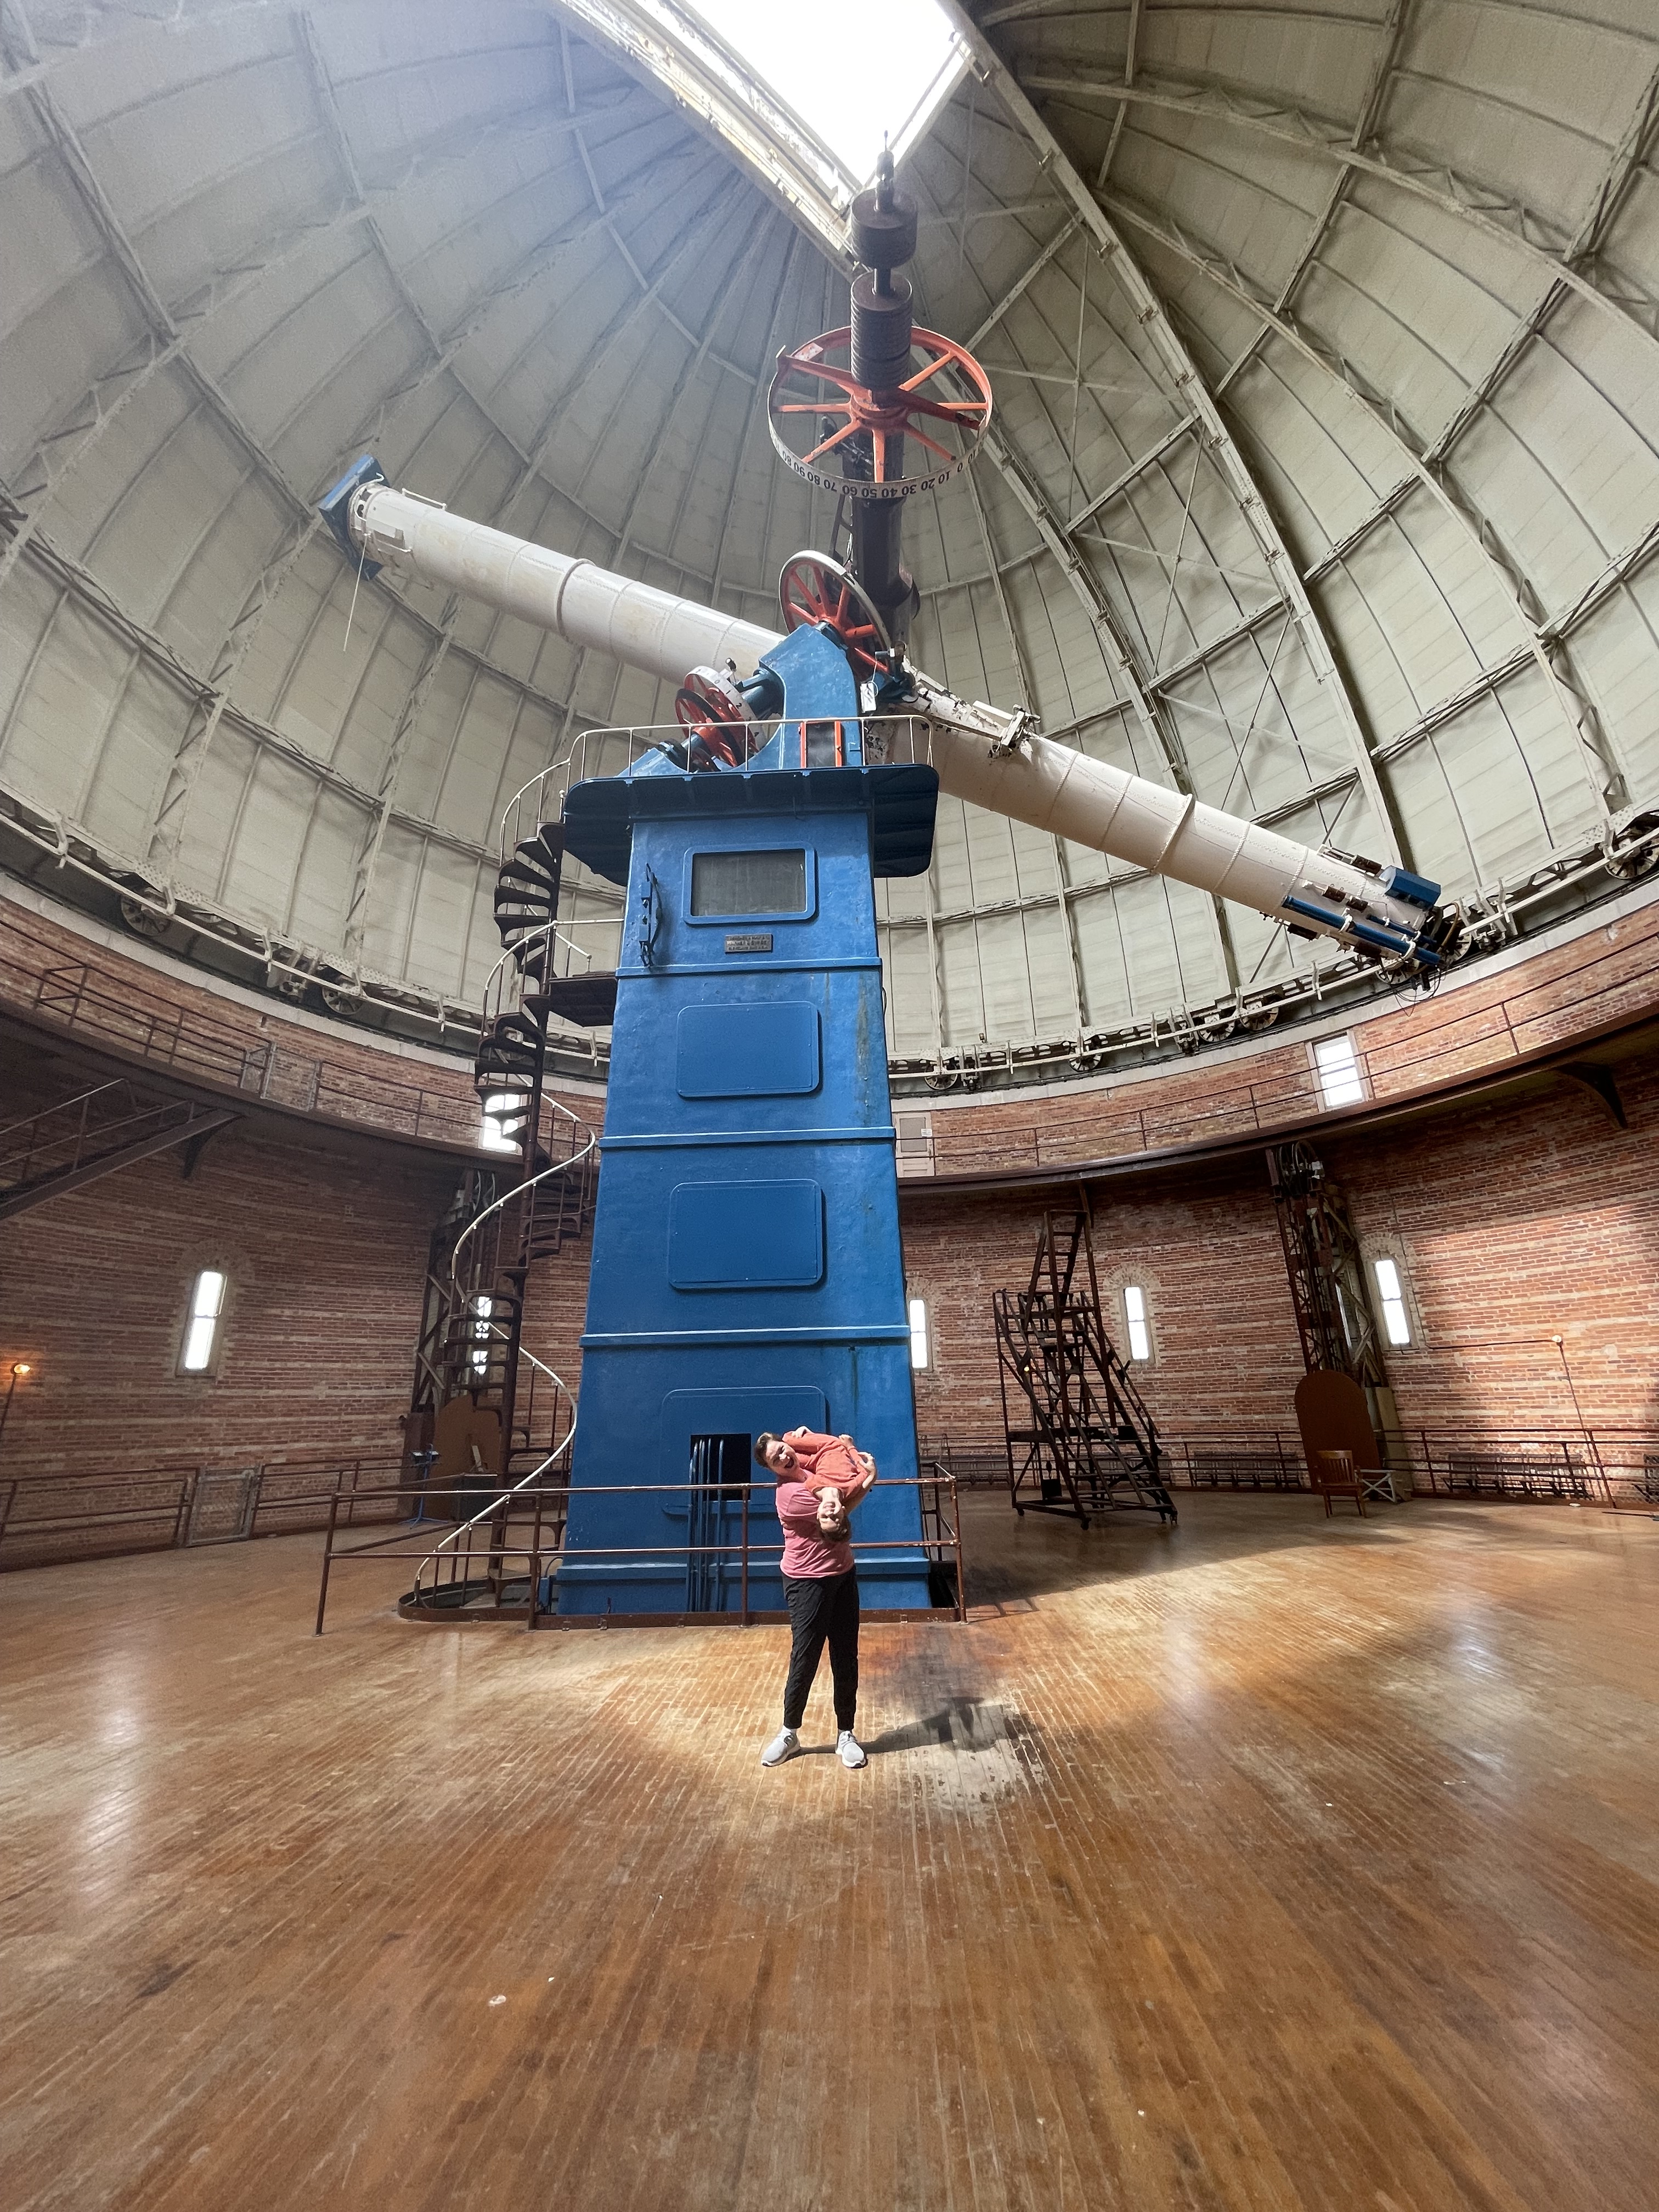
[
  {"x1": 777, "y1": 554, "x2": 893, "y2": 679},
  {"x1": 674, "y1": 673, "x2": 750, "y2": 768},
  {"x1": 767, "y1": 324, "x2": 993, "y2": 500}
]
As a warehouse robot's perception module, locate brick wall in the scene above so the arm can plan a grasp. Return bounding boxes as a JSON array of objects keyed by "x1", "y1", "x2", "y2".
[
  {"x1": 0, "y1": 1051, "x2": 460, "y2": 1474},
  {"x1": 3, "y1": 886, "x2": 1652, "y2": 1485},
  {"x1": 0, "y1": 887, "x2": 605, "y2": 1155},
  {"x1": 4, "y1": 1047, "x2": 1651, "y2": 1492},
  {"x1": 910, "y1": 887, "x2": 1659, "y2": 1179},
  {"x1": 1330, "y1": 1049, "x2": 1659, "y2": 1438},
  {"x1": 902, "y1": 1156, "x2": 1308, "y2": 1444},
  {"x1": 900, "y1": 1046, "x2": 1659, "y2": 1449}
]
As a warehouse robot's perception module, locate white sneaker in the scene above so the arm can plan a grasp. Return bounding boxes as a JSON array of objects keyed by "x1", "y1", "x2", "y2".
[
  {"x1": 761, "y1": 1728, "x2": 800, "y2": 1767},
  {"x1": 837, "y1": 1730, "x2": 867, "y2": 1769}
]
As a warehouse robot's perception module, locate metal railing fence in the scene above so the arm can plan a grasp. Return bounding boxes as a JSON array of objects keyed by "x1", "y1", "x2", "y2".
[
  {"x1": 922, "y1": 1427, "x2": 1659, "y2": 1509},
  {"x1": 0, "y1": 1453, "x2": 404, "y2": 1570},
  {"x1": 313, "y1": 1472, "x2": 967, "y2": 1634},
  {"x1": 496, "y1": 715, "x2": 938, "y2": 868}
]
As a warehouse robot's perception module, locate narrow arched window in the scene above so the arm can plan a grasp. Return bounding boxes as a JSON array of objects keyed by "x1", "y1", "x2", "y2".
[
  {"x1": 180, "y1": 1269, "x2": 227, "y2": 1374},
  {"x1": 908, "y1": 1296, "x2": 930, "y2": 1372},
  {"x1": 1123, "y1": 1285, "x2": 1152, "y2": 1363},
  {"x1": 1373, "y1": 1257, "x2": 1413, "y2": 1347}
]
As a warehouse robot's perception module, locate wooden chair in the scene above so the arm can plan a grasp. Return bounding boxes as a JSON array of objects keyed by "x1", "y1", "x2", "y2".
[{"x1": 1310, "y1": 1449, "x2": 1367, "y2": 1517}]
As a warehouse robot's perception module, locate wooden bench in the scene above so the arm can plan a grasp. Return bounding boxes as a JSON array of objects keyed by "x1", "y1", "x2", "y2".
[
  {"x1": 1188, "y1": 1451, "x2": 1300, "y2": 1491},
  {"x1": 1443, "y1": 1453, "x2": 1592, "y2": 1500}
]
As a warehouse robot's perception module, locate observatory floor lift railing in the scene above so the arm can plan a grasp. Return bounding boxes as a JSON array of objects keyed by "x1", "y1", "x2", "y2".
[{"x1": 312, "y1": 1472, "x2": 967, "y2": 1633}]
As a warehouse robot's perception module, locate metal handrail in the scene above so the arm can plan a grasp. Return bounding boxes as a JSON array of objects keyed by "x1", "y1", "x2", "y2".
[
  {"x1": 0, "y1": 1076, "x2": 128, "y2": 1146},
  {"x1": 447, "y1": 1097, "x2": 598, "y2": 1294},
  {"x1": 922, "y1": 1425, "x2": 1659, "y2": 1509},
  {"x1": 0, "y1": 1453, "x2": 404, "y2": 1568},
  {"x1": 406, "y1": 1340, "x2": 580, "y2": 1589},
  {"x1": 495, "y1": 714, "x2": 939, "y2": 868},
  {"x1": 314, "y1": 1471, "x2": 967, "y2": 1633}
]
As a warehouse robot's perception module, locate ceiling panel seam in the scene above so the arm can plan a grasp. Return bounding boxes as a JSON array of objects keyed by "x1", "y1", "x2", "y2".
[
  {"x1": 137, "y1": 145, "x2": 703, "y2": 879},
  {"x1": 2, "y1": 102, "x2": 708, "y2": 882},
  {"x1": 8, "y1": 59, "x2": 318, "y2": 543},
  {"x1": 469, "y1": 171, "x2": 751, "y2": 785},
  {"x1": 1094, "y1": 0, "x2": 1141, "y2": 189},
  {"x1": 1214, "y1": 0, "x2": 1410, "y2": 400},
  {"x1": 911, "y1": 234, "x2": 1096, "y2": 1041},
  {"x1": 1366, "y1": 509, "x2": 1659, "y2": 764},
  {"x1": 905, "y1": 162, "x2": 1196, "y2": 785},
  {"x1": 958, "y1": 444, "x2": 1089, "y2": 1042},
  {"x1": 963, "y1": 215, "x2": 1080, "y2": 349},
  {"x1": 1290, "y1": 57, "x2": 1659, "y2": 582},
  {"x1": 0, "y1": 521, "x2": 497, "y2": 870},
  {"x1": 295, "y1": 8, "x2": 445, "y2": 357},
  {"x1": 1026, "y1": 67, "x2": 1659, "y2": 368},
  {"x1": 1066, "y1": 415, "x2": 1201, "y2": 536},
  {"x1": 456, "y1": 194, "x2": 780, "y2": 961},
  {"x1": 938, "y1": 1, "x2": 1404, "y2": 864},
  {"x1": 545, "y1": 0, "x2": 853, "y2": 259},
  {"x1": 977, "y1": 415, "x2": 1245, "y2": 994},
  {"x1": 710, "y1": 229, "x2": 804, "y2": 602},
  {"x1": 1102, "y1": 191, "x2": 1632, "y2": 826},
  {"x1": 0, "y1": 94, "x2": 645, "y2": 599}
]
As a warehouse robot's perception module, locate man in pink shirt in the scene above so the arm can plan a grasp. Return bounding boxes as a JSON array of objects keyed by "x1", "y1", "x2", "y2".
[{"x1": 753, "y1": 1426, "x2": 876, "y2": 1769}]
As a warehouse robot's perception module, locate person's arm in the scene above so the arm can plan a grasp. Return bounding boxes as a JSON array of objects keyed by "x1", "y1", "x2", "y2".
[
  {"x1": 774, "y1": 1480, "x2": 827, "y2": 1536},
  {"x1": 834, "y1": 1437, "x2": 877, "y2": 1506}
]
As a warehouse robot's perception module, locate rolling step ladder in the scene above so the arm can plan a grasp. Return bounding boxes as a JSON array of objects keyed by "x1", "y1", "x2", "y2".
[{"x1": 994, "y1": 1210, "x2": 1176, "y2": 1527}]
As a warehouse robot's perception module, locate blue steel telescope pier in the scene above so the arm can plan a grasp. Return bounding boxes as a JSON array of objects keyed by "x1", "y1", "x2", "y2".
[
  {"x1": 555, "y1": 620, "x2": 939, "y2": 1615},
  {"x1": 316, "y1": 154, "x2": 1462, "y2": 1621}
]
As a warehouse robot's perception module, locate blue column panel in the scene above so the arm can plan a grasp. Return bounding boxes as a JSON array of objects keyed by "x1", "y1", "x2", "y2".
[{"x1": 558, "y1": 778, "x2": 933, "y2": 1615}]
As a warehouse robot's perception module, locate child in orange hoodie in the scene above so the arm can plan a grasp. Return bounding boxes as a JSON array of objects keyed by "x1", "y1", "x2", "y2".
[{"x1": 760, "y1": 1426, "x2": 875, "y2": 1533}]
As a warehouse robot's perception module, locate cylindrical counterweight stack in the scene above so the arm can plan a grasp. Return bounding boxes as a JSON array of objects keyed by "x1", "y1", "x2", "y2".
[{"x1": 847, "y1": 151, "x2": 920, "y2": 645}]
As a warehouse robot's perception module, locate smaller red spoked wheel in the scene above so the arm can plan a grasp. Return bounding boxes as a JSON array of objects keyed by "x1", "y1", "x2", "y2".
[
  {"x1": 674, "y1": 676, "x2": 748, "y2": 768},
  {"x1": 777, "y1": 553, "x2": 892, "y2": 680}
]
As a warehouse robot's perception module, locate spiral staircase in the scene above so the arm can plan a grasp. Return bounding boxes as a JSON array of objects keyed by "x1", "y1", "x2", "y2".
[
  {"x1": 400, "y1": 805, "x2": 613, "y2": 1617},
  {"x1": 415, "y1": 815, "x2": 611, "y2": 1477}
]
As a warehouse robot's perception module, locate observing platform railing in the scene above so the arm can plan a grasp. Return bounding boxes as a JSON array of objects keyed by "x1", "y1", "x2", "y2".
[
  {"x1": 497, "y1": 715, "x2": 938, "y2": 866},
  {"x1": 312, "y1": 1472, "x2": 967, "y2": 1634},
  {"x1": 0, "y1": 904, "x2": 491, "y2": 1149},
  {"x1": 0, "y1": 1452, "x2": 404, "y2": 1570}
]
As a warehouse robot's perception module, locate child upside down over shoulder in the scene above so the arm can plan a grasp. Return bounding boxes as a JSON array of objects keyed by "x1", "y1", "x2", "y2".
[{"x1": 774, "y1": 1426, "x2": 876, "y2": 1533}]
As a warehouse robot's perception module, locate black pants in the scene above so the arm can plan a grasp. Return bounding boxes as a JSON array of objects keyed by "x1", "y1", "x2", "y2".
[{"x1": 782, "y1": 1571, "x2": 859, "y2": 1733}]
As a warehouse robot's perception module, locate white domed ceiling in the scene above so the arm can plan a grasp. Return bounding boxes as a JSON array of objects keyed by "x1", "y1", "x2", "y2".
[{"x1": 2, "y1": 0, "x2": 1657, "y2": 1086}]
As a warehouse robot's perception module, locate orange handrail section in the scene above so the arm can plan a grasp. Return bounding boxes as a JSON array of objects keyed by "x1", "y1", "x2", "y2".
[{"x1": 312, "y1": 1472, "x2": 968, "y2": 1634}]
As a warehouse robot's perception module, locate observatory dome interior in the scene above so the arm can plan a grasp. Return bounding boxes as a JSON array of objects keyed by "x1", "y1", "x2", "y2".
[
  {"x1": 5, "y1": 13, "x2": 1659, "y2": 2212},
  {"x1": 4, "y1": 0, "x2": 1658, "y2": 1086}
]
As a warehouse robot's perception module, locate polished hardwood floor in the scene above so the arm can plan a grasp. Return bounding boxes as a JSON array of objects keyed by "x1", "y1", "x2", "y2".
[{"x1": 2, "y1": 1492, "x2": 1655, "y2": 2211}]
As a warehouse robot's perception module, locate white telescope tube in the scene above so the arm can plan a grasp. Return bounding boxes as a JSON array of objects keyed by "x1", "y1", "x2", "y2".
[
  {"x1": 904, "y1": 682, "x2": 1443, "y2": 958},
  {"x1": 337, "y1": 476, "x2": 1446, "y2": 961},
  {"x1": 349, "y1": 481, "x2": 778, "y2": 687}
]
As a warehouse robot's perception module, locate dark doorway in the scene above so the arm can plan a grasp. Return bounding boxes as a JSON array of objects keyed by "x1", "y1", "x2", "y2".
[{"x1": 686, "y1": 1434, "x2": 751, "y2": 1610}]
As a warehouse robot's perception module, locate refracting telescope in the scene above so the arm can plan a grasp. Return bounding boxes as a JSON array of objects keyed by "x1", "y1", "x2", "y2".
[
  {"x1": 324, "y1": 148, "x2": 1457, "y2": 977},
  {"x1": 319, "y1": 151, "x2": 1458, "y2": 1611}
]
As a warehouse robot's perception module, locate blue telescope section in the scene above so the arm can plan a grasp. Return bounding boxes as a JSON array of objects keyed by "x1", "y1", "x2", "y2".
[{"x1": 554, "y1": 623, "x2": 941, "y2": 1615}]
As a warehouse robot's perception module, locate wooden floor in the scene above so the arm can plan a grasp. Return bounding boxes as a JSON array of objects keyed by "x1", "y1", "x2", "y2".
[{"x1": 2, "y1": 1493, "x2": 1656, "y2": 2212}]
